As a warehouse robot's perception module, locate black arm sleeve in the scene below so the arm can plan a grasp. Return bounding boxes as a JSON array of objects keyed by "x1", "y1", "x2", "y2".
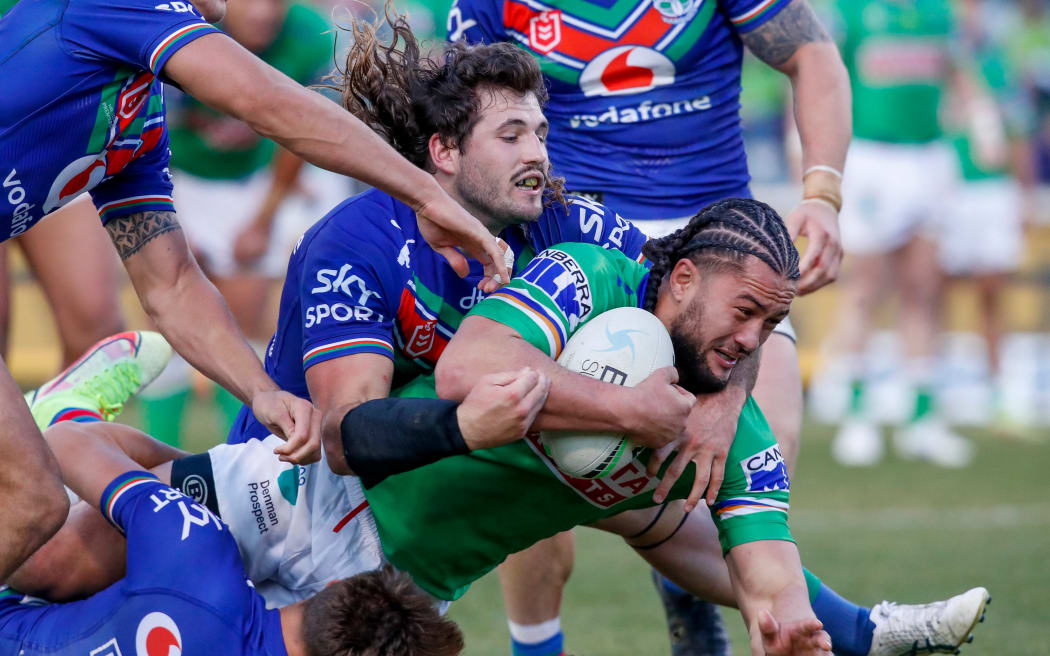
[{"x1": 341, "y1": 397, "x2": 470, "y2": 488}]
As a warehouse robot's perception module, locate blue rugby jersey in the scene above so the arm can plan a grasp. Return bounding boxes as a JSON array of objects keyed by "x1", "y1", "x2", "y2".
[
  {"x1": 228, "y1": 188, "x2": 646, "y2": 443},
  {"x1": 448, "y1": 0, "x2": 792, "y2": 220},
  {"x1": 0, "y1": 0, "x2": 221, "y2": 239},
  {"x1": 0, "y1": 472, "x2": 286, "y2": 655}
]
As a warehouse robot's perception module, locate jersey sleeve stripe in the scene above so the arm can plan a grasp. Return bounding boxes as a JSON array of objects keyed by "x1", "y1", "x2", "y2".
[
  {"x1": 97, "y1": 195, "x2": 175, "y2": 221},
  {"x1": 714, "y1": 497, "x2": 789, "y2": 520},
  {"x1": 303, "y1": 337, "x2": 394, "y2": 366},
  {"x1": 486, "y1": 288, "x2": 566, "y2": 357},
  {"x1": 101, "y1": 473, "x2": 161, "y2": 530},
  {"x1": 730, "y1": 0, "x2": 787, "y2": 26},
  {"x1": 148, "y1": 23, "x2": 216, "y2": 72}
]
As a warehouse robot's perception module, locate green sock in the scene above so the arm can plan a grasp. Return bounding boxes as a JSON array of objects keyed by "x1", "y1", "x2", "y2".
[
  {"x1": 212, "y1": 384, "x2": 244, "y2": 435},
  {"x1": 849, "y1": 378, "x2": 866, "y2": 415},
  {"x1": 141, "y1": 386, "x2": 191, "y2": 448},
  {"x1": 911, "y1": 386, "x2": 934, "y2": 422}
]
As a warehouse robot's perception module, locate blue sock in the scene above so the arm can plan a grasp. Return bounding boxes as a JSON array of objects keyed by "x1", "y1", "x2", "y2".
[
  {"x1": 510, "y1": 632, "x2": 563, "y2": 656},
  {"x1": 811, "y1": 583, "x2": 875, "y2": 656},
  {"x1": 660, "y1": 574, "x2": 688, "y2": 596}
]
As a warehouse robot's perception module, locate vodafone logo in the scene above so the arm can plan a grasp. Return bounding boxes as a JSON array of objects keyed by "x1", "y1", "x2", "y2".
[
  {"x1": 580, "y1": 46, "x2": 675, "y2": 97},
  {"x1": 43, "y1": 153, "x2": 108, "y2": 214},
  {"x1": 528, "y1": 11, "x2": 562, "y2": 54},
  {"x1": 135, "y1": 612, "x2": 182, "y2": 656}
]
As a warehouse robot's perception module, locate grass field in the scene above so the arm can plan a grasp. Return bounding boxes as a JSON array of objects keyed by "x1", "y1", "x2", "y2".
[{"x1": 124, "y1": 399, "x2": 1049, "y2": 656}]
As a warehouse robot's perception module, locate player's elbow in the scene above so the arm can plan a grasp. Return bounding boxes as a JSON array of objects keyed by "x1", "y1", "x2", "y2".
[{"x1": 434, "y1": 357, "x2": 471, "y2": 402}]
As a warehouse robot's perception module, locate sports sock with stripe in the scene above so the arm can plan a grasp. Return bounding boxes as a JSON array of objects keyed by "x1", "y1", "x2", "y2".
[
  {"x1": 805, "y1": 569, "x2": 875, "y2": 656},
  {"x1": 509, "y1": 618, "x2": 564, "y2": 656}
]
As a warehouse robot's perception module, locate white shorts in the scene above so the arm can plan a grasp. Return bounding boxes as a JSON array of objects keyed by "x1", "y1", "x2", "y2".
[
  {"x1": 839, "y1": 139, "x2": 958, "y2": 255},
  {"x1": 173, "y1": 166, "x2": 350, "y2": 277},
  {"x1": 634, "y1": 215, "x2": 796, "y2": 342},
  {"x1": 939, "y1": 178, "x2": 1023, "y2": 275},
  {"x1": 206, "y1": 436, "x2": 384, "y2": 608}
]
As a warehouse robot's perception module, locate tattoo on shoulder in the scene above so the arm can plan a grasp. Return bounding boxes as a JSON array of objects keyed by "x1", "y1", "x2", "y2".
[
  {"x1": 741, "y1": 0, "x2": 830, "y2": 67},
  {"x1": 106, "y1": 210, "x2": 182, "y2": 260}
]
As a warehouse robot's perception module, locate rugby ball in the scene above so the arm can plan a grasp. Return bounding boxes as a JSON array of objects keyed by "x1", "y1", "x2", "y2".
[{"x1": 540, "y1": 307, "x2": 674, "y2": 479}]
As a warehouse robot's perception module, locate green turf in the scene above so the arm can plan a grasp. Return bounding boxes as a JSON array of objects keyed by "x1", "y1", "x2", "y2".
[
  {"x1": 118, "y1": 402, "x2": 1049, "y2": 655},
  {"x1": 445, "y1": 421, "x2": 1050, "y2": 656}
]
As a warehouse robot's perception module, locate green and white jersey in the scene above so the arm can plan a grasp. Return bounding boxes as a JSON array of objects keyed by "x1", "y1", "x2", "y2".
[
  {"x1": 836, "y1": 0, "x2": 956, "y2": 143},
  {"x1": 950, "y1": 40, "x2": 1035, "y2": 181},
  {"x1": 167, "y1": 2, "x2": 332, "y2": 180},
  {"x1": 364, "y1": 243, "x2": 793, "y2": 601}
]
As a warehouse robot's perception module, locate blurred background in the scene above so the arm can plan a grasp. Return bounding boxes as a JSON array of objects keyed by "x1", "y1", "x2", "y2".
[{"x1": 3, "y1": 0, "x2": 1048, "y2": 652}]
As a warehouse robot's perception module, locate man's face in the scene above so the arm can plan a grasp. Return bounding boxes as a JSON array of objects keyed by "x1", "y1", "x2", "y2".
[
  {"x1": 669, "y1": 256, "x2": 796, "y2": 394},
  {"x1": 222, "y1": 0, "x2": 287, "y2": 52},
  {"x1": 452, "y1": 89, "x2": 549, "y2": 231}
]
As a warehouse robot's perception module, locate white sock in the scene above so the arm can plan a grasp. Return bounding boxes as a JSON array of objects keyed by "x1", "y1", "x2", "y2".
[{"x1": 508, "y1": 617, "x2": 562, "y2": 645}]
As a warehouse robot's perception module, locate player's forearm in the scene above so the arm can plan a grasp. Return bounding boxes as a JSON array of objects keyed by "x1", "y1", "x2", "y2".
[
  {"x1": 126, "y1": 238, "x2": 276, "y2": 405},
  {"x1": 785, "y1": 42, "x2": 851, "y2": 173},
  {"x1": 167, "y1": 34, "x2": 452, "y2": 214},
  {"x1": 254, "y1": 148, "x2": 305, "y2": 228},
  {"x1": 726, "y1": 540, "x2": 817, "y2": 650},
  {"x1": 436, "y1": 334, "x2": 637, "y2": 435}
]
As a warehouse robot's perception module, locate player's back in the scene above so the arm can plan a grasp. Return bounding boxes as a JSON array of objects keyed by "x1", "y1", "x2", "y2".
[{"x1": 0, "y1": 585, "x2": 281, "y2": 655}]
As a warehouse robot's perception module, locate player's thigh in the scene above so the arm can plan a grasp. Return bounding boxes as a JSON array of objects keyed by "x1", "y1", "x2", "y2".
[
  {"x1": 15, "y1": 195, "x2": 124, "y2": 362},
  {"x1": 840, "y1": 140, "x2": 927, "y2": 256},
  {"x1": 498, "y1": 531, "x2": 576, "y2": 623},
  {"x1": 593, "y1": 502, "x2": 734, "y2": 606},
  {"x1": 0, "y1": 359, "x2": 67, "y2": 579},
  {"x1": 752, "y1": 332, "x2": 803, "y2": 476},
  {"x1": 7, "y1": 499, "x2": 126, "y2": 601},
  {"x1": 939, "y1": 180, "x2": 1023, "y2": 278}
]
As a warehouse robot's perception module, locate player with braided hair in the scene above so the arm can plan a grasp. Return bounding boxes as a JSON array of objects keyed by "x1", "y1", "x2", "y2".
[{"x1": 640, "y1": 198, "x2": 801, "y2": 316}]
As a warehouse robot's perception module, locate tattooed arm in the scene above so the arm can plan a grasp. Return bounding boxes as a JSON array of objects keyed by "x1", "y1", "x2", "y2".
[
  {"x1": 107, "y1": 212, "x2": 320, "y2": 463},
  {"x1": 741, "y1": 0, "x2": 851, "y2": 294}
]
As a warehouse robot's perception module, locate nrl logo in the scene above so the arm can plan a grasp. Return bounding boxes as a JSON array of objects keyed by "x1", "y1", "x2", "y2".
[
  {"x1": 529, "y1": 10, "x2": 562, "y2": 54},
  {"x1": 653, "y1": 0, "x2": 702, "y2": 24}
]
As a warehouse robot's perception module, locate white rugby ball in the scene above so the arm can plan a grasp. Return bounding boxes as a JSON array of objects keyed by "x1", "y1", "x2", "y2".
[{"x1": 541, "y1": 307, "x2": 674, "y2": 479}]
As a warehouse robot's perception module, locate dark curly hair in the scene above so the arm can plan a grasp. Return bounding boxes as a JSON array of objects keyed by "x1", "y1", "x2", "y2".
[
  {"x1": 302, "y1": 565, "x2": 464, "y2": 656},
  {"x1": 323, "y1": 2, "x2": 565, "y2": 204},
  {"x1": 640, "y1": 198, "x2": 800, "y2": 312}
]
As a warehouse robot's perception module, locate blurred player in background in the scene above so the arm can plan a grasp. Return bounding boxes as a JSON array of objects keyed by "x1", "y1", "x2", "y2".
[
  {"x1": 824, "y1": 0, "x2": 975, "y2": 468},
  {"x1": 942, "y1": 0, "x2": 1037, "y2": 431},
  {"x1": 143, "y1": 0, "x2": 349, "y2": 446},
  {"x1": 448, "y1": 0, "x2": 851, "y2": 652}
]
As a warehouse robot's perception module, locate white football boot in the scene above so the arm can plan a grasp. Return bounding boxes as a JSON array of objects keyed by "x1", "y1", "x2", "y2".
[
  {"x1": 831, "y1": 418, "x2": 884, "y2": 467},
  {"x1": 893, "y1": 418, "x2": 975, "y2": 468},
  {"x1": 868, "y1": 587, "x2": 990, "y2": 655}
]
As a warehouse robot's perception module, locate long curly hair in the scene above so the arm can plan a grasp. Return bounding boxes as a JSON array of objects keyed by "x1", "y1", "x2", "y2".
[{"x1": 322, "y1": 2, "x2": 566, "y2": 205}]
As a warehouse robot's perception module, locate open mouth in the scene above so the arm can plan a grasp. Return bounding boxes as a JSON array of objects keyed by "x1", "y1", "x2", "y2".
[
  {"x1": 714, "y1": 349, "x2": 739, "y2": 367},
  {"x1": 514, "y1": 174, "x2": 543, "y2": 191}
]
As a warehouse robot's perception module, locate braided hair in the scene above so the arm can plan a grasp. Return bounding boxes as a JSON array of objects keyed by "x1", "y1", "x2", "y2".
[{"x1": 640, "y1": 198, "x2": 800, "y2": 312}]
